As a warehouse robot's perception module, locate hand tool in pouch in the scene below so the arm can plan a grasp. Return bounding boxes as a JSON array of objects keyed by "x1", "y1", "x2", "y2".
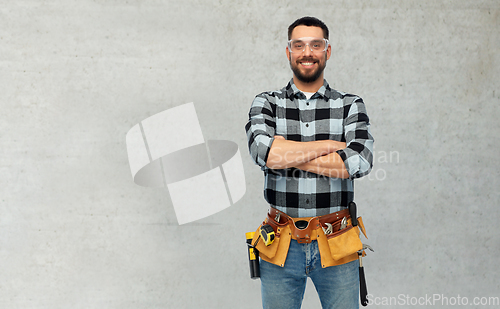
[
  {"x1": 358, "y1": 243, "x2": 374, "y2": 306},
  {"x1": 246, "y1": 232, "x2": 260, "y2": 279},
  {"x1": 350, "y1": 201, "x2": 369, "y2": 307},
  {"x1": 245, "y1": 224, "x2": 275, "y2": 279},
  {"x1": 259, "y1": 224, "x2": 275, "y2": 246},
  {"x1": 358, "y1": 252, "x2": 368, "y2": 306}
]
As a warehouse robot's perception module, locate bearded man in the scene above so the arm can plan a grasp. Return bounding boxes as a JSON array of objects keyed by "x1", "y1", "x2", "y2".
[{"x1": 245, "y1": 16, "x2": 374, "y2": 309}]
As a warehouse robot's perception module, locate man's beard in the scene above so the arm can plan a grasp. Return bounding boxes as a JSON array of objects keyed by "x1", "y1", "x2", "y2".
[{"x1": 289, "y1": 55, "x2": 327, "y2": 83}]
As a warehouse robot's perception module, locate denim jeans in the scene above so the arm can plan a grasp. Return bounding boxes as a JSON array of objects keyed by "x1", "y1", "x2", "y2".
[{"x1": 260, "y1": 239, "x2": 359, "y2": 309}]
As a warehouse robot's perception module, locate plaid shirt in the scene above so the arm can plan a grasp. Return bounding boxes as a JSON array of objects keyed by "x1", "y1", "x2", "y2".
[{"x1": 245, "y1": 79, "x2": 374, "y2": 217}]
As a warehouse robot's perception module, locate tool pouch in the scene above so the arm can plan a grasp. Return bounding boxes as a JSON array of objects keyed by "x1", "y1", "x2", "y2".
[
  {"x1": 251, "y1": 215, "x2": 292, "y2": 268},
  {"x1": 327, "y1": 224, "x2": 362, "y2": 260},
  {"x1": 252, "y1": 212, "x2": 368, "y2": 269},
  {"x1": 317, "y1": 216, "x2": 368, "y2": 268}
]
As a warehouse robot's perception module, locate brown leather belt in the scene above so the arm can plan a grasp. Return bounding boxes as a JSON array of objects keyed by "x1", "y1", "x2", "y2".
[{"x1": 267, "y1": 207, "x2": 350, "y2": 244}]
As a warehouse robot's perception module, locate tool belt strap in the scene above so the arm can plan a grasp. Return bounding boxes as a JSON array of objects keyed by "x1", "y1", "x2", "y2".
[{"x1": 267, "y1": 207, "x2": 350, "y2": 244}]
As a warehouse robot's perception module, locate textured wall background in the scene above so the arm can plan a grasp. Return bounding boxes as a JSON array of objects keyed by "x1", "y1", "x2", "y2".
[{"x1": 1, "y1": 0, "x2": 499, "y2": 308}]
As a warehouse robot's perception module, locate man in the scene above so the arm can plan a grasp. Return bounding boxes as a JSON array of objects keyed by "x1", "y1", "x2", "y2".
[{"x1": 245, "y1": 17, "x2": 374, "y2": 308}]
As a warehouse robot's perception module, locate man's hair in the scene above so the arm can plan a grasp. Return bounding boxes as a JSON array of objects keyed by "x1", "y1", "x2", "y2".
[{"x1": 288, "y1": 16, "x2": 329, "y2": 40}]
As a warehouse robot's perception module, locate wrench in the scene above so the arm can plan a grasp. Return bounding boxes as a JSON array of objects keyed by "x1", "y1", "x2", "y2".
[{"x1": 339, "y1": 217, "x2": 348, "y2": 230}]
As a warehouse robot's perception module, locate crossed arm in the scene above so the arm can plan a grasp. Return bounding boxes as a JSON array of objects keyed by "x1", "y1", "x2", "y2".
[{"x1": 266, "y1": 135, "x2": 350, "y2": 179}]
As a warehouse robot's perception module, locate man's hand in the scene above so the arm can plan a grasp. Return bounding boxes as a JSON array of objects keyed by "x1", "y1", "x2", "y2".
[{"x1": 295, "y1": 152, "x2": 350, "y2": 179}]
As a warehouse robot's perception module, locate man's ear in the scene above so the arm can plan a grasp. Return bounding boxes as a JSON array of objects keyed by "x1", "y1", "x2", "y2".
[
  {"x1": 286, "y1": 47, "x2": 291, "y2": 62},
  {"x1": 326, "y1": 45, "x2": 332, "y2": 60}
]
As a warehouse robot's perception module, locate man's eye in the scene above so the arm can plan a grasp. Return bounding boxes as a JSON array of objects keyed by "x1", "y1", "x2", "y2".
[{"x1": 312, "y1": 41, "x2": 323, "y2": 48}]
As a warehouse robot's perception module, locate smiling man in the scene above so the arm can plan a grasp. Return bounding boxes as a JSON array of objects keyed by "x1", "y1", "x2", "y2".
[
  {"x1": 287, "y1": 25, "x2": 330, "y2": 89},
  {"x1": 245, "y1": 17, "x2": 374, "y2": 308}
]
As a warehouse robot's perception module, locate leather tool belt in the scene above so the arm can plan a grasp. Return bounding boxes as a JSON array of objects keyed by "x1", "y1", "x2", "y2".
[
  {"x1": 268, "y1": 207, "x2": 350, "y2": 244},
  {"x1": 251, "y1": 207, "x2": 368, "y2": 268}
]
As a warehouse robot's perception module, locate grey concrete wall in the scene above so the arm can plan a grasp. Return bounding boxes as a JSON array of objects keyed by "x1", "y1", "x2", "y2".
[{"x1": 1, "y1": 0, "x2": 499, "y2": 308}]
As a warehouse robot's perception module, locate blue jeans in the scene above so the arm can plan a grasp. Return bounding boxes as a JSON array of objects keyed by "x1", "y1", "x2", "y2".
[{"x1": 260, "y1": 239, "x2": 359, "y2": 309}]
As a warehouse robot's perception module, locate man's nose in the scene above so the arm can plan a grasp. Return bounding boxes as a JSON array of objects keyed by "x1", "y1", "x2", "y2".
[{"x1": 303, "y1": 44, "x2": 313, "y2": 56}]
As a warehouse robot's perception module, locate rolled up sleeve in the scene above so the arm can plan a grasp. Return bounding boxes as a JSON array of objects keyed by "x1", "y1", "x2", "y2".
[
  {"x1": 336, "y1": 97, "x2": 374, "y2": 179},
  {"x1": 245, "y1": 95, "x2": 276, "y2": 169}
]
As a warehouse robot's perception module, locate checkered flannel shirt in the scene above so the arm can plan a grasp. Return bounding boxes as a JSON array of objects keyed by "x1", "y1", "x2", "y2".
[{"x1": 245, "y1": 79, "x2": 374, "y2": 217}]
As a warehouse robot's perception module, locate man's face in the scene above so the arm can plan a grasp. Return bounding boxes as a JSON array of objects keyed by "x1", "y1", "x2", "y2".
[{"x1": 287, "y1": 25, "x2": 331, "y2": 84}]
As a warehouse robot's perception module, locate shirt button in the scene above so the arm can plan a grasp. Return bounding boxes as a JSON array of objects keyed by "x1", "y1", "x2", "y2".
[
  {"x1": 306, "y1": 199, "x2": 310, "y2": 204},
  {"x1": 306, "y1": 123, "x2": 309, "y2": 127},
  {"x1": 306, "y1": 102, "x2": 309, "y2": 106}
]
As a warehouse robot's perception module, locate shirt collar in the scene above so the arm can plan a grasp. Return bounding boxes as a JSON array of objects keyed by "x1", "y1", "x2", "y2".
[{"x1": 286, "y1": 79, "x2": 330, "y2": 99}]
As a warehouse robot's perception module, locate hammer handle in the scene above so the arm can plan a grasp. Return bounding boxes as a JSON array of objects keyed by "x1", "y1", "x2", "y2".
[{"x1": 359, "y1": 266, "x2": 369, "y2": 306}]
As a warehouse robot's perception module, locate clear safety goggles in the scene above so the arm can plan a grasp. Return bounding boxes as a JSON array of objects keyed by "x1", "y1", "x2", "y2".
[{"x1": 287, "y1": 37, "x2": 329, "y2": 53}]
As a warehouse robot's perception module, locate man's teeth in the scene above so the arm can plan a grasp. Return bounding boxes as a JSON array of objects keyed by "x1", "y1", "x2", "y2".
[{"x1": 301, "y1": 62, "x2": 314, "y2": 65}]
